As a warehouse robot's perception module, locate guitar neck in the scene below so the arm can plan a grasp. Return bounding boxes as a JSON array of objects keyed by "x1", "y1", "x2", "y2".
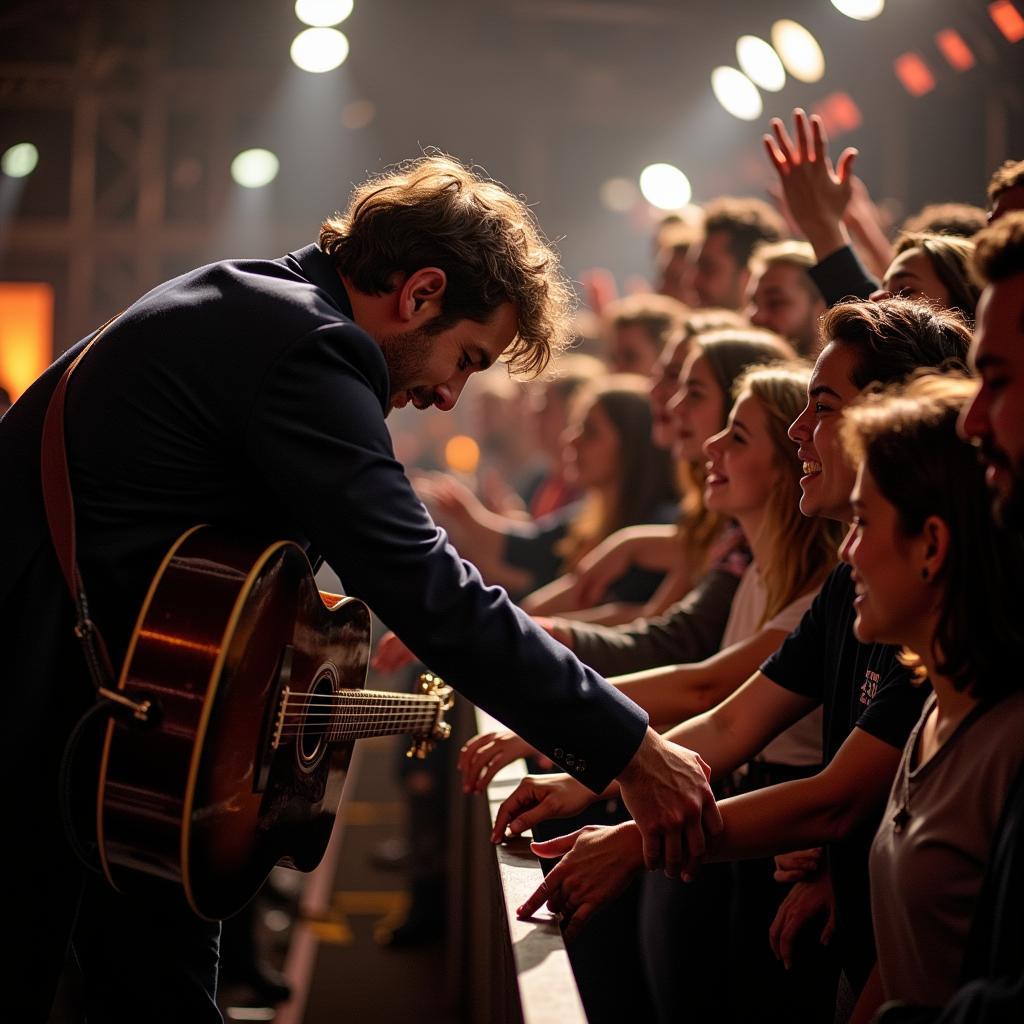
[{"x1": 299, "y1": 688, "x2": 442, "y2": 742}]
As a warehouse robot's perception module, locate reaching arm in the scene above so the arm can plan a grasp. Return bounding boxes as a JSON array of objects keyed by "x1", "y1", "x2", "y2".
[
  {"x1": 704, "y1": 727, "x2": 904, "y2": 861},
  {"x1": 661, "y1": 671, "x2": 818, "y2": 779},
  {"x1": 611, "y1": 627, "x2": 792, "y2": 725},
  {"x1": 521, "y1": 524, "x2": 681, "y2": 616}
]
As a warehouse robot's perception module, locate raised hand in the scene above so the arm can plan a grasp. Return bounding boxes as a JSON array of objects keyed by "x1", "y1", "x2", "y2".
[
  {"x1": 768, "y1": 872, "x2": 836, "y2": 971},
  {"x1": 616, "y1": 727, "x2": 722, "y2": 880},
  {"x1": 515, "y1": 823, "x2": 645, "y2": 940},
  {"x1": 458, "y1": 730, "x2": 539, "y2": 793},
  {"x1": 491, "y1": 773, "x2": 601, "y2": 843},
  {"x1": 763, "y1": 108, "x2": 858, "y2": 261}
]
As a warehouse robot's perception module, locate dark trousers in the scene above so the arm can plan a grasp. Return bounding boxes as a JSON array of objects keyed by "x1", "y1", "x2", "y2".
[{"x1": 640, "y1": 762, "x2": 840, "y2": 1024}]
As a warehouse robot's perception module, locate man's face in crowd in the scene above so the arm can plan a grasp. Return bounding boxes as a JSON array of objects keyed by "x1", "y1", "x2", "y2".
[
  {"x1": 787, "y1": 341, "x2": 863, "y2": 523},
  {"x1": 608, "y1": 324, "x2": 661, "y2": 376},
  {"x1": 381, "y1": 301, "x2": 518, "y2": 415},
  {"x1": 959, "y1": 276, "x2": 1024, "y2": 527},
  {"x1": 690, "y1": 230, "x2": 747, "y2": 310},
  {"x1": 747, "y1": 262, "x2": 825, "y2": 356},
  {"x1": 657, "y1": 247, "x2": 698, "y2": 307}
]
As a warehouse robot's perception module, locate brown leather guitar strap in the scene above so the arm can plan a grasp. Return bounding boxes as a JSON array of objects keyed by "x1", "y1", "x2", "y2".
[{"x1": 40, "y1": 311, "x2": 152, "y2": 722}]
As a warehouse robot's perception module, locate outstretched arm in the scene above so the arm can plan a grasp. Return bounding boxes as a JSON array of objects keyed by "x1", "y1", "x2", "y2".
[{"x1": 763, "y1": 108, "x2": 858, "y2": 263}]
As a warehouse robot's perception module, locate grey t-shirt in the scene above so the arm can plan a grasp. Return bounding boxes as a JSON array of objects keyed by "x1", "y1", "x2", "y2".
[{"x1": 870, "y1": 689, "x2": 1024, "y2": 1006}]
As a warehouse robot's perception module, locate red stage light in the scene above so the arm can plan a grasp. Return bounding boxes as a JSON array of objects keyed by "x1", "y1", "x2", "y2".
[
  {"x1": 811, "y1": 92, "x2": 863, "y2": 136},
  {"x1": 894, "y1": 52, "x2": 936, "y2": 97},
  {"x1": 989, "y1": 1, "x2": 1024, "y2": 43},
  {"x1": 936, "y1": 29, "x2": 976, "y2": 71}
]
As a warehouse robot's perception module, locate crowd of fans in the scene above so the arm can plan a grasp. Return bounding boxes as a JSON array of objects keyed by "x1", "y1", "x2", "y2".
[{"x1": 372, "y1": 109, "x2": 1024, "y2": 1023}]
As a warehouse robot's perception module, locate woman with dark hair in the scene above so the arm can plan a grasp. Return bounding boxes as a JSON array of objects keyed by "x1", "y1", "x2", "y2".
[
  {"x1": 524, "y1": 327, "x2": 796, "y2": 623},
  {"x1": 869, "y1": 233, "x2": 981, "y2": 322},
  {"x1": 411, "y1": 374, "x2": 679, "y2": 601},
  {"x1": 837, "y1": 374, "x2": 1024, "y2": 1020}
]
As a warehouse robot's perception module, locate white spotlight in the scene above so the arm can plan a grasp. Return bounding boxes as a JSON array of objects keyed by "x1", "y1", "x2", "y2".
[
  {"x1": 294, "y1": 0, "x2": 354, "y2": 27},
  {"x1": 231, "y1": 149, "x2": 280, "y2": 188},
  {"x1": 711, "y1": 67, "x2": 763, "y2": 121},
  {"x1": 290, "y1": 27, "x2": 350, "y2": 73},
  {"x1": 295, "y1": 0, "x2": 354, "y2": 27},
  {"x1": 831, "y1": 0, "x2": 884, "y2": 20},
  {"x1": 639, "y1": 164, "x2": 692, "y2": 211},
  {"x1": 736, "y1": 36, "x2": 786, "y2": 92},
  {"x1": 1, "y1": 142, "x2": 39, "y2": 178},
  {"x1": 771, "y1": 20, "x2": 826, "y2": 83}
]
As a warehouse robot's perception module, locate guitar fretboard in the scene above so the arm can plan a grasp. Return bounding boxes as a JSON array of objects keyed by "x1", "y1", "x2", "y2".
[{"x1": 281, "y1": 687, "x2": 441, "y2": 743}]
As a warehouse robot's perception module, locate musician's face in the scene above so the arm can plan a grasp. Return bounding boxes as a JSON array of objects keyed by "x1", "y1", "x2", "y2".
[{"x1": 381, "y1": 301, "x2": 519, "y2": 414}]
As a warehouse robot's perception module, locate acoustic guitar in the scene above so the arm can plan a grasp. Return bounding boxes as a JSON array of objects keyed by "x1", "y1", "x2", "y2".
[{"x1": 94, "y1": 525, "x2": 453, "y2": 921}]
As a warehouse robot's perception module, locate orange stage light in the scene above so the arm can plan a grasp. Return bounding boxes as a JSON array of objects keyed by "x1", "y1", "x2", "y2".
[
  {"x1": 811, "y1": 92, "x2": 863, "y2": 136},
  {"x1": 936, "y1": 29, "x2": 976, "y2": 71},
  {"x1": 989, "y1": 0, "x2": 1024, "y2": 43},
  {"x1": 0, "y1": 282, "x2": 53, "y2": 402},
  {"x1": 894, "y1": 52, "x2": 936, "y2": 97}
]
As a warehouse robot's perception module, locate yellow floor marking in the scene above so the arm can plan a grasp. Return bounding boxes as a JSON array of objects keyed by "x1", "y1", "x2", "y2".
[{"x1": 301, "y1": 890, "x2": 409, "y2": 946}]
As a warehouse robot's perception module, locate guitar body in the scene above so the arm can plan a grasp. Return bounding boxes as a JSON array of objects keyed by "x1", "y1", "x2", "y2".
[{"x1": 96, "y1": 526, "x2": 372, "y2": 920}]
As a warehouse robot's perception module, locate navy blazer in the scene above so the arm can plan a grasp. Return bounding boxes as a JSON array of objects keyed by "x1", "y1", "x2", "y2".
[{"x1": 0, "y1": 244, "x2": 648, "y2": 792}]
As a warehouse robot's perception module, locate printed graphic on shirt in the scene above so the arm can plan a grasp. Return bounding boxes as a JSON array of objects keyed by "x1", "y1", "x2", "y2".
[{"x1": 860, "y1": 667, "x2": 880, "y2": 706}]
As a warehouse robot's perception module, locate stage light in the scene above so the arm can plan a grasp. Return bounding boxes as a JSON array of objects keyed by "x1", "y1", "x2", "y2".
[
  {"x1": 600, "y1": 177, "x2": 639, "y2": 213},
  {"x1": 639, "y1": 164, "x2": 692, "y2": 210},
  {"x1": 290, "y1": 27, "x2": 350, "y2": 73},
  {"x1": 936, "y1": 29, "x2": 976, "y2": 71},
  {"x1": 445, "y1": 435, "x2": 480, "y2": 475},
  {"x1": 771, "y1": 20, "x2": 826, "y2": 83},
  {"x1": 812, "y1": 92, "x2": 863, "y2": 136},
  {"x1": 989, "y1": 1, "x2": 1024, "y2": 43},
  {"x1": 894, "y1": 53, "x2": 935, "y2": 97},
  {"x1": 711, "y1": 66, "x2": 763, "y2": 121},
  {"x1": 295, "y1": 0, "x2": 353, "y2": 27},
  {"x1": 0, "y1": 283, "x2": 52, "y2": 401},
  {"x1": 830, "y1": 0, "x2": 885, "y2": 21},
  {"x1": 736, "y1": 36, "x2": 786, "y2": 92},
  {"x1": 230, "y1": 149, "x2": 280, "y2": 188},
  {"x1": 1, "y1": 142, "x2": 39, "y2": 178}
]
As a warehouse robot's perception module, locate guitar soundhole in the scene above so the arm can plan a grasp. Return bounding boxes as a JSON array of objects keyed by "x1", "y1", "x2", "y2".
[{"x1": 297, "y1": 665, "x2": 338, "y2": 772}]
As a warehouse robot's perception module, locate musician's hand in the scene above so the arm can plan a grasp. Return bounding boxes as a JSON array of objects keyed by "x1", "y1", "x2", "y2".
[
  {"x1": 459, "y1": 731, "x2": 539, "y2": 792},
  {"x1": 616, "y1": 728, "x2": 721, "y2": 879},
  {"x1": 516, "y1": 823, "x2": 644, "y2": 940},
  {"x1": 773, "y1": 847, "x2": 823, "y2": 884},
  {"x1": 371, "y1": 631, "x2": 417, "y2": 673},
  {"x1": 763, "y1": 108, "x2": 858, "y2": 261},
  {"x1": 491, "y1": 773, "x2": 601, "y2": 843},
  {"x1": 768, "y1": 873, "x2": 835, "y2": 970}
]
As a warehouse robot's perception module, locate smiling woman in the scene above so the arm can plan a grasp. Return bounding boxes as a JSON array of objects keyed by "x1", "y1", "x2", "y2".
[{"x1": 836, "y1": 373, "x2": 1024, "y2": 1017}]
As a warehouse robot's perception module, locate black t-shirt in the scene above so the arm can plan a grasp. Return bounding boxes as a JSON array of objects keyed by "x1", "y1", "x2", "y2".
[{"x1": 761, "y1": 563, "x2": 930, "y2": 989}]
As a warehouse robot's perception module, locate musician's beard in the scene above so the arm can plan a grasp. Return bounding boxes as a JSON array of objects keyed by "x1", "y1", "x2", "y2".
[{"x1": 377, "y1": 328, "x2": 438, "y2": 415}]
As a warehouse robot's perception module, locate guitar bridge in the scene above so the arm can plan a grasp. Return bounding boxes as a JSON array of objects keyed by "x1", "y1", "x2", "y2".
[{"x1": 271, "y1": 686, "x2": 290, "y2": 751}]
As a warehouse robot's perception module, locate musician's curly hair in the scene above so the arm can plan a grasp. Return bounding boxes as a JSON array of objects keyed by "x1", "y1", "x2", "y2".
[{"x1": 319, "y1": 153, "x2": 575, "y2": 378}]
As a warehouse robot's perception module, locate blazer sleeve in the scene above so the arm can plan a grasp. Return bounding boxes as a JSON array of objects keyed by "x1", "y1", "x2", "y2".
[
  {"x1": 245, "y1": 324, "x2": 649, "y2": 792},
  {"x1": 565, "y1": 568, "x2": 741, "y2": 677}
]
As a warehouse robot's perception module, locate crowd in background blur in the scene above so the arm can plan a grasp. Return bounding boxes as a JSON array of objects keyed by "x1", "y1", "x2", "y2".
[{"x1": 373, "y1": 107, "x2": 1024, "y2": 1024}]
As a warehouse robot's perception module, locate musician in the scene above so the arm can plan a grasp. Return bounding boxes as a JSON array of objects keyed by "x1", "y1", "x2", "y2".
[{"x1": 0, "y1": 155, "x2": 719, "y2": 1021}]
